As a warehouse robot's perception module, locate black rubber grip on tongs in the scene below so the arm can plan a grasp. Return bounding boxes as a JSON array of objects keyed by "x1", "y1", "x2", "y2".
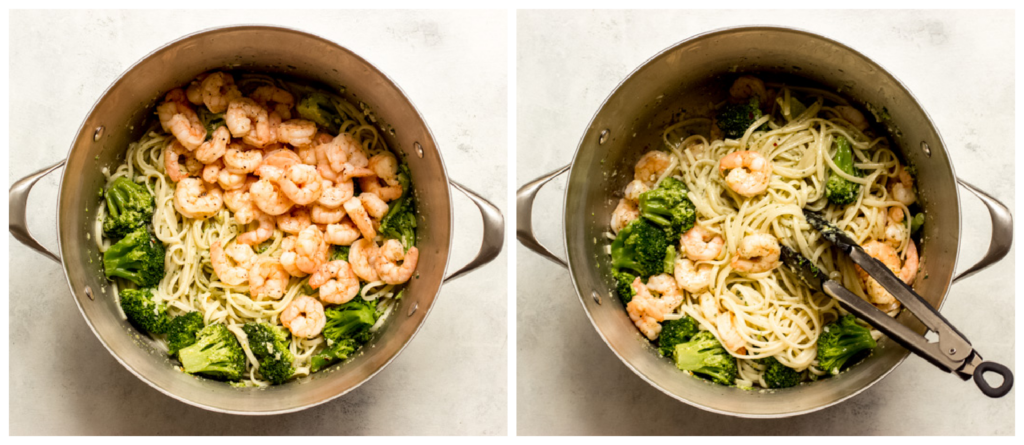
[{"x1": 973, "y1": 361, "x2": 1014, "y2": 398}]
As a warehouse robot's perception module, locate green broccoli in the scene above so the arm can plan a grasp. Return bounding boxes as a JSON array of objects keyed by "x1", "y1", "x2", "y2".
[
  {"x1": 658, "y1": 316, "x2": 700, "y2": 357},
  {"x1": 716, "y1": 96, "x2": 764, "y2": 139},
  {"x1": 673, "y1": 331, "x2": 738, "y2": 386},
  {"x1": 638, "y1": 177, "x2": 697, "y2": 238},
  {"x1": 378, "y1": 164, "x2": 416, "y2": 248},
  {"x1": 817, "y1": 314, "x2": 877, "y2": 375},
  {"x1": 103, "y1": 226, "x2": 165, "y2": 287},
  {"x1": 663, "y1": 245, "x2": 677, "y2": 275},
  {"x1": 197, "y1": 107, "x2": 226, "y2": 140},
  {"x1": 177, "y1": 324, "x2": 246, "y2": 381},
  {"x1": 242, "y1": 322, "x2": 296, "y2": 385},
  {"x1": 612, "y1": 269, "x2": 637, "y2": 303},
  {"x1": 611, "y1": 218, "x2": 671, "y2": 279},
  {"x1": 101, "y1": 176, "x2": 154, "y2": 239},
  {"x1": 311, "y1": 299, "x2": 379, "y2": 372},
  {"x1": 825, "y1": 136, "x2": 862, "y2": 205},
  {"x1": 166, "y1": 311, "x2": 204, "y2": 356},
  {"x1": 329, "y1": 245, "x2": 350, "y2": 262},
  {"x1": 910, "y1": 212, "x2": 925, "y2": 234},
  {"x1": 297, "y1": 92, "x2": 343, "y2": 134},
  {"x1": 762, "y1": 356, "x2": 801, "y2": 389},
  {"x1": 118, "y1": 288, "x2": 170, "y2": 334}
]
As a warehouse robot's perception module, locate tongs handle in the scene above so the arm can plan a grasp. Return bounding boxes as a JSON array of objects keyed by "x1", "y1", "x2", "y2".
[{"x1": 972, "y1": 360, "x2": 1014, "y2": 398}]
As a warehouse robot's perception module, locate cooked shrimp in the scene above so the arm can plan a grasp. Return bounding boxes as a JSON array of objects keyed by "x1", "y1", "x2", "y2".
[
  {"x1": 309, "y1": 260, "x2": 361, "y2": 305},
  {"x1": 226, "y1": 98, "x2": 269, "y2": 139},
  {"x1": 368, "y1": 152, "x2": 399, "y2": 185},
  {"x1": 324, "y1": 218, "x2": 361, "y2": 246},
  {"x1": 359, "y1": 176, "x2": 404, "y2": 202},
  {"x1": 250, "y1": 178, "x2": 294, "y2": 216},
  {"x1": 200, "y1": 72, "x2": 242, "y2": 114},
  {"x1": 244, "y1": 110, "x2": 280, "y2": 148},
  {"x1": 889, "y1": 165, "x2": 916, "y2": 206},
  {"x1": 280, "y1": 295, "x2": 325, "y2": 338},
  {"x1": 223, "y1": 142, "x2": 264, "y2": 174},
  {"x1": 626, "y1": 275, "x2": 684, "y2": 341},
  {"x1": 674, "y1": 258, "x2": 713, "y2": 293},
  {"x1": 719, "y1": 150, "x2": 772, "y2": 197},
  {"x1": 277, "y1": 119, "x2": 317, "y2": 147},
  {"x1": 294, "y1": 225, "x2": 328, "y2": 274},
  {"x1": 201, "y1": 159, "x2": 222, "y2": 184},
  {"x1": 610, "y1": 199, "x2": 639, "y2": 234},
  {"x1": 359, "y1": 193, "x2": 390, "y2": 220},
  {"x1": 730, "y1": 233, "x2": 781, "y2": 273},
  {"x1": 195, "y1": 126, "x2": 230, "y2": 164},
  {"x1": 373, "y1": 239, "x2": 419, "y2": 285},
  {"x1": 310, "y1": 203, "x2": 345, "y2": 225},
  {"x1": 224, "y1": 178, "x2": 262, "y2": 225},
  {"x1": 157, "y1": 89, "x2": 206, "y2": 150},
  {"x1": 729, "y1": 75, "x2": 766, "y2": 103},
  {"x1": 237, "y1": 213, "x2": 276, "y2": 246},
  {"x1": 294, "y1": 144, "x2": 318, "y2": 166},
  {"x1": 716, "y1": 312, "x2": 747, "y2": 355},
  {"x1": 277, "y1": 164, "x2": 323, "y2": 205},
  {"x1": 319, "y1": 179, "x2": 355, "y2": 208},
  {"x1": 164, "y1": 141, "x2": 200, "y2": 182},
  {"x1": 248, "y1": 258, "x2": 290, "y2": 300},
  {"x1": 314, "y1": 142, "x2": 342, "y2": 182},
  {"x1": 185, "y1": 79, "x2": 204, "y2": 105},
  {"x1": 349, "y1": 238, "x2": 380, "y2": 282},
  {"x1": 858, "y1": 240, "x2": 918, "y2": 311},
  {"x1": 276, "y1": 207, "x2": 311, "y2": 235},
  {"x1": 279, "y1": 236, "x2": 308, "y2": 278},
  {"x1": 834, "y1": 105, "x2": 869, "y2": 131},
  {"x1": 326, "y1": 133, "x2": 374, "y2": 180},
  {"x1": 210, "y1": 240, "x2": 254, "y2": 286},
  {"x1": 885, "y1": 206, "x2": 907, "y2": 248},
  {"x1": 634, "y1": 150, "x2": 672, "y2": 187},
  {"x1": 681, "y1": 226, "x2": 725, "y2": 261},
  {"x1": 261, "y1": 147, "x2": 302, "y2": 171},
  {"x1": 217, "y1": 168, "x2": 248, "y2": 191},
  {"x1": 699, "y1": 292, "x2": 719, "y2": 322},
  {"x1": 250, "y1": 85, "x2": 295, "y2": 120},
  {"x1": 173, "y1": 178, "x2": 224, "y2": 220},
  {"x1": 343, "y1": 197, "x2": 377, "y2": 240},
  {"x1": 623, "y1": 179, "x2": 649, "y2": 202}
]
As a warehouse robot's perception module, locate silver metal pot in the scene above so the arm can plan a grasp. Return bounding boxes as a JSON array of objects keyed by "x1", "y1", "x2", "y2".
[
  {"x1": 517, "y1": 26, "x2": 1012, "y2": 417},
  {"x1": 9, "y1": 25, "x2": 504, "y2": 415}
]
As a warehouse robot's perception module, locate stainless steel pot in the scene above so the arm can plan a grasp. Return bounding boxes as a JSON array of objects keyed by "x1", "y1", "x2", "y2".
[
  {"x1": 517, "y1": 26, "x2": 1012, "y2": 418},
  {"x1": 9, "y1": 25, "x2": 504, "y2": 415}
]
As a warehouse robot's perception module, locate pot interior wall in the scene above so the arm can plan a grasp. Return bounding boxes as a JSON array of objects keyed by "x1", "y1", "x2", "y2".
[
  {"x1": 57, "y1": 26, "x2": 451, "y2": 413},
  {"x1": 564, "y1": 27, "x2": 960, "y2": 416}
]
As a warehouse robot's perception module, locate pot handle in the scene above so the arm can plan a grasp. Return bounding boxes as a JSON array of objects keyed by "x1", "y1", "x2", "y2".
[
  {"x1": 443, "y1": 181, "x2": 505, "y2": 283},
  {"x1": 516, "y1": 165, "x2": 570, "y2": 268},
  {"x1": 9, "y1": 159, "x2": 66, "y2": 264},
  {"x1": 952, "y1": 179, "x2": 1013, "y2": 284}
]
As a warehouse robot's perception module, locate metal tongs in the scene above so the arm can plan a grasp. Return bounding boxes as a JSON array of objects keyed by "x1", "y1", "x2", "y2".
[{"x1": 780, "y1": 209, "x2": 1013, "y2": 398}]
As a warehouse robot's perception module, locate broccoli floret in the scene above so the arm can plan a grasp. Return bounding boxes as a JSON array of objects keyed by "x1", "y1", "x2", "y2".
[
  {"x1": 242, "y1": 322, "x2": 295, "y2": 385},
  {"x1": 611, "y1": 218, "x2": 671, "y2": 279},
  {"x1": 177, "y1": 324, "x2": 246, "y2": 381},
  {"x1": 658, "y1": 316, "x2": 700, "y2": 357},
  {"x1": 378, "y1": 164, "x2": 416, "y2": 248},
  {"x1": 612, "y1": 269, "x2": 637, "y2": 303},
  {"x1": 762, "y1": 356, "x2": 801, "y2": 389},
  {"x1": 311, "y1": 338, "x2": 357, "y2": 373},
  {"x1": 910, "y1": 212, "x2": 925, "y2": 234},
  {"x1": 716, "y1": 96, "x2": 764, "y2": 139},
  {"x1": 311, "y1": 299, "x2": 380, "y2": 372},
  {"x1": 297, "y1": 92, "x2": 343, "y2": 134},
  {"x1": 103, "y1": 227, "x2": 165, "y2": 287},
  {"x1": 663, "y1": 245, "x2": 677, "y2": 275},
  {"x1": 197, "y1": 107, "x2": 226, "y2": 140},
  {"x1": 329, "y1": 245, "x2": 350, "y2": 262},
  {"x1": 673, "y1": 331, "x2": 738, "y2": 386},
  {"x1": 638, "y1": 177, "x2": 697, "y2": 238},
  {"x1": 101, "y1": 176, "x2": 155, "y2": 239},
  {"x1": 166, "y1": 311, "x2": 204, "y2": 356},
  {"x1": 825, "y1": 136, "x2": 863, "y2": 205},
  {"x1": 817, "y1": 314, "x2": 877, "y2": 375},
  {"x1": 118, "y1": 288, "x2": 170, "y2": 334}
]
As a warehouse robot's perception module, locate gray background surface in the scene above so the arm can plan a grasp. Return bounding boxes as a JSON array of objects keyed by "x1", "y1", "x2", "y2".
[
  {"x1": 516, "y1": 10, "x2": 1014, "y2": 435},
  {"x1": 9, "y1": 10, "x2": 507, "y2": 435}
]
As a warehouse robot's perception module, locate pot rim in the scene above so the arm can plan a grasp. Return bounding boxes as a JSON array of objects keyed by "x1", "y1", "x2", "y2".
[
  {"x1": 54, "y1": 24, "x2": 454, "y2": 415},
  {"x1": 560, "y1": 24, "x2": 961, "y2": 418}
]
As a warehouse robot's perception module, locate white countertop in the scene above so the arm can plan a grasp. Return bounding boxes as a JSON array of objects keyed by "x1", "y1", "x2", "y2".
[
  {"x1": 9, "y1": 10, "x2": 507, "y2": 435},
  {"x1": 516, "y1": 10, "x2": 1015, "y2": 435}
]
